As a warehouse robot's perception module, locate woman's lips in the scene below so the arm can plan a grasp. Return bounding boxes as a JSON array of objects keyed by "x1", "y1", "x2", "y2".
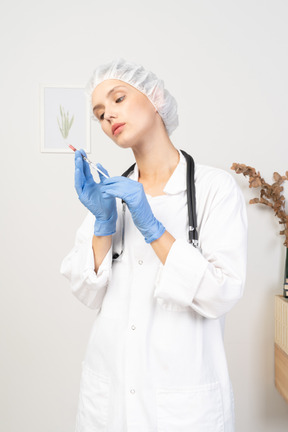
[{"x1": 113, "y1": 124, "x2": 126, "y2": 135}]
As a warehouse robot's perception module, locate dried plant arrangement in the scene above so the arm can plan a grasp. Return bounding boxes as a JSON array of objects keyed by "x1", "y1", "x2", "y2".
[
  {"x1": 57, "y1": 105, "x2": 74, "y2": 139},
  {"x1": 231, "y1": 163, "x2": 288, "y2": 248}
]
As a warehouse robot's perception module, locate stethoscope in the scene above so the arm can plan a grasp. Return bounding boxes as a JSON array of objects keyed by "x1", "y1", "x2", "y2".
[{"x1": 112, "y1": 149, "x2": 198, "y2": 260}]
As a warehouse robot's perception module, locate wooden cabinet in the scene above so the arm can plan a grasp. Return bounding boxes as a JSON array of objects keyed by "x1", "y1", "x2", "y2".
[{"x1": 275, "y1": 295, "x2": 288, "y2": 402}]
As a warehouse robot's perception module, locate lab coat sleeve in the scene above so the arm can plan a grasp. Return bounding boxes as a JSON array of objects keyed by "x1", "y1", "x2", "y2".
[
  {"x1": 154, "y1": 171, "x2": 248, "y2": 319},
  {"x1": 60, "y1": 212, "x2": 112, "y2": 310}
]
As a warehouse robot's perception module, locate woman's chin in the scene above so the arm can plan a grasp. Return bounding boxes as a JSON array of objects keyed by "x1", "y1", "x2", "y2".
[
  {"x1": 112, "y1": 136, "x2": 133, "y2": 149},
  {"x1": 110, "y1": 126, "x2": 150, "y2": 150}
]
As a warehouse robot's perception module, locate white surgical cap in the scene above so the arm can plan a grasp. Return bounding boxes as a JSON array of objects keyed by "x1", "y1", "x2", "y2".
[{"x1": 86, "y1": 57, "x2": 179, "y2": 136}]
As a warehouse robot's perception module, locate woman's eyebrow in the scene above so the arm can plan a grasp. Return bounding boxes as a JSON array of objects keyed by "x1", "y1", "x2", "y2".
[{"x1": 93, "y1": 85, "x2": 127, "y2": 112}]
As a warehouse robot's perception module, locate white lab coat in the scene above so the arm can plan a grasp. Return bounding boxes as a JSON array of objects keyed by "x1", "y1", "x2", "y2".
[{"x1": 61, "y1": 149, "x2": 247, "y2": 432}]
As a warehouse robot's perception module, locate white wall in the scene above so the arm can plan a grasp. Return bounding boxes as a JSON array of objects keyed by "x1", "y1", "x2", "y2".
[{"x1": 1, "y1": 0, "x2": 288, "y2": 430}]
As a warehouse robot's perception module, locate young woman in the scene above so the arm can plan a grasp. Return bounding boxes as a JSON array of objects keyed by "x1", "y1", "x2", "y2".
[{"x1": 61, "y1": 58, "x2": 247, "y2": 432}]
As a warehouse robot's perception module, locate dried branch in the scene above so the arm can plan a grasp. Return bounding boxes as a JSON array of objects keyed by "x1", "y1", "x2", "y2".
[{"x1": 231, "y1": 163, "x2": 288, "y2": 247}]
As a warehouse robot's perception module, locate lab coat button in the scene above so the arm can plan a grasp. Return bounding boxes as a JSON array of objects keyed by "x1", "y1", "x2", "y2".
[
  {"x1": 131, "y1": 325, "x2": 136, "y2": 330},
  {"x1": 138, "y1": 260, "x2": 143, "y2": 265},
  {"x1": 130, "y1": 389, "x2": 135, "y2": 394}
]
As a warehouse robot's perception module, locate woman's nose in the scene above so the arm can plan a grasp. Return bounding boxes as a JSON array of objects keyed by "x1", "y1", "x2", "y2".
[{"x1": 104, "y1": 110, "x2": 117, "y2": 121}]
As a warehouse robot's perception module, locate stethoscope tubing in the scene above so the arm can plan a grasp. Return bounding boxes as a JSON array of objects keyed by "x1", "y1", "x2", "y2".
[{"x1": 112, "y1": 149, "x2": 198, "y2": 260}]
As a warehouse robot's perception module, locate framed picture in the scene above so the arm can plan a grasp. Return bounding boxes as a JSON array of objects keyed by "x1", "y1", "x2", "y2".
[{"x1": 40, "y1": 85, "x2": 91, "y2": 153}]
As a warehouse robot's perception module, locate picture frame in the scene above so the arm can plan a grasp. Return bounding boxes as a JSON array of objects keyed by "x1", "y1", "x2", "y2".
[{"x1": 40, "y1": 85, "x2": 91, "y2": 153}]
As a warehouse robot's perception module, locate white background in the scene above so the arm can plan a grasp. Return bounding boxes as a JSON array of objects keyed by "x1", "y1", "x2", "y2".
[{"x1": 0, "y1": 0, "x2": 288, "y2": 431}]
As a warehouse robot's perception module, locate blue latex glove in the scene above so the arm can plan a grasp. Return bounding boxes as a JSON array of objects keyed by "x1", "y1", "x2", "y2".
[
  {"x1": 74, "y1": 150, "x2": 117, "y2": 236},
  {"x1": 101, "y1": 176, "x2": 165, "y2": 243}
]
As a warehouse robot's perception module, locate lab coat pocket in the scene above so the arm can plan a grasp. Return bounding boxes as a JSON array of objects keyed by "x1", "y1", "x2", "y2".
[
  {"x1": 156, "y1": 382, "x2": 224, "y2": 432},
  {"x1": 76, "y1": 362, "x2": 110, "y2": 432}
]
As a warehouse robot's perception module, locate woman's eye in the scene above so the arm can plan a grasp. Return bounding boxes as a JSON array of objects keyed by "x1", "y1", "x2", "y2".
[
  {"x1": 116, "y1": 96, "x2": 125, "y2": 103},
  {"x1": 99, "y1": 113, "x2": 104, "y2": 120}
]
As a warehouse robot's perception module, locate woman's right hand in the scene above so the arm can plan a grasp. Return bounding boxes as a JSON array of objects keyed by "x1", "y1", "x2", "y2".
[{"x1": 74, "y1": 150, "x2": 117, "y2": 236}]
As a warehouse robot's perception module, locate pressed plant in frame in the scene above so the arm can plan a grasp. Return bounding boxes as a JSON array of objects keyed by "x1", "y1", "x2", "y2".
[{"x1": 57, "y1": 105, "x2": 74, "y2": 139}]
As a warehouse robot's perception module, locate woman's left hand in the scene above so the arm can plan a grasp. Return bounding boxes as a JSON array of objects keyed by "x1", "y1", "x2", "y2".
[{"x1": 102, "y1": 176, "x2": 165, "y2": 243}]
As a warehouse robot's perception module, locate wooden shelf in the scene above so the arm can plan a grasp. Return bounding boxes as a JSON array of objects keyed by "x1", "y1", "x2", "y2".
[{"x1": 275, "y1": 295, "x2": 288, "y2": 403}]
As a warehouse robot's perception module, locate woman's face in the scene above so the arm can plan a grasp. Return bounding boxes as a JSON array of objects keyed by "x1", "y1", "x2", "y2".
[{"x1": 91, "y1": 79, "x2": 160, "y2": 148}]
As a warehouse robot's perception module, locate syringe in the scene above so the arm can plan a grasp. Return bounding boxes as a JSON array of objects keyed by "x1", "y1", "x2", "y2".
[{"x1": 67, "y1": 144, "x2": 109, "y2": 179}]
